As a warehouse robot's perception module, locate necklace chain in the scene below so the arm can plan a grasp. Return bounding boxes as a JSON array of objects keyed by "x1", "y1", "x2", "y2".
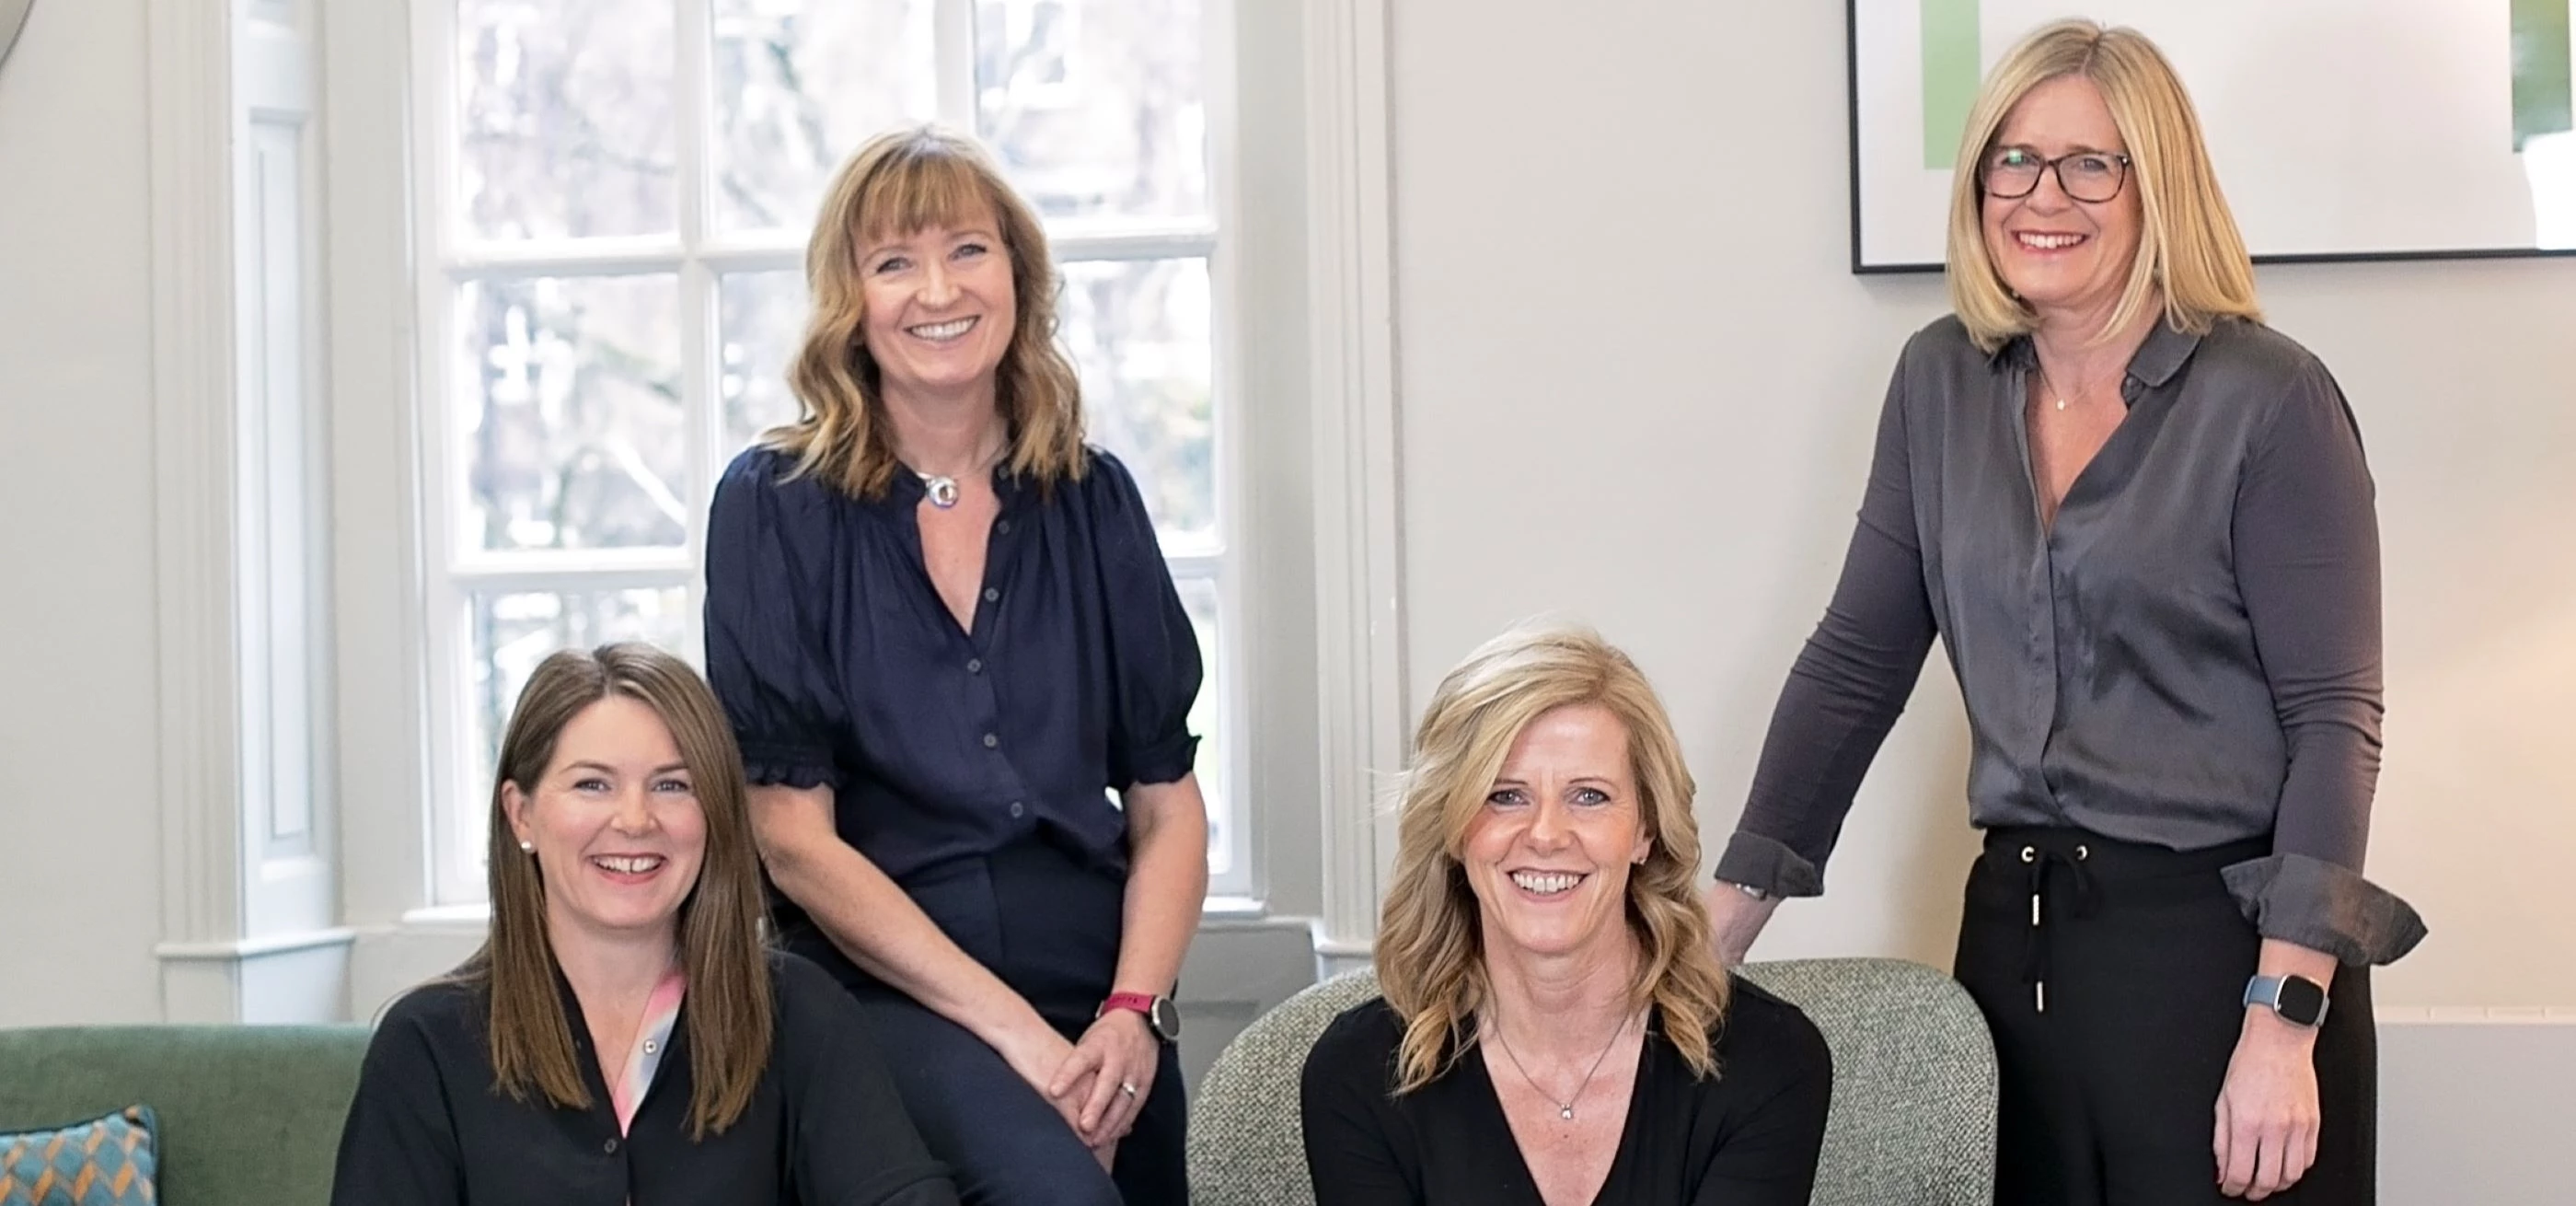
[
  {"x1": 1490, "y1": 1008, "x2": 1636, "y2": 1122},
  {"x1": 913, "y1": 427, "x2": 1007, "y2": 509},
  {"x1": 2034, "y1": 360, "x2": 2073, "y2": 412}
]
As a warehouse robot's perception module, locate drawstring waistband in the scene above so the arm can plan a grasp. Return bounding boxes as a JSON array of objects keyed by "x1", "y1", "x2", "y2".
[{"x1": 2017, "y1": 841, "x2": 2097, "y2": 1013}]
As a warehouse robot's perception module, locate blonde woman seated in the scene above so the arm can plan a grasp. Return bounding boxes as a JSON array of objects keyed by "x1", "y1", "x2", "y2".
[
  {"x1": 1301, "y1": 624, "x2": 1832, "y2": 1206},
  {"x1": 330, "y1": 644, "x2": 957, "y2": 1205}
]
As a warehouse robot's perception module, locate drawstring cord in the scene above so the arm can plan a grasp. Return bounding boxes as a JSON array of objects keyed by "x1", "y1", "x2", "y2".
[{"x1": 2020, "y1": 841, "x2": 2097, "y2": 1013}]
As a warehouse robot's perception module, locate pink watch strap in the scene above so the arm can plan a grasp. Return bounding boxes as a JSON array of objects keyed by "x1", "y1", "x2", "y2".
[{"x1": 1101, "y1": 991, "x2": 1158, "y2": 1017}]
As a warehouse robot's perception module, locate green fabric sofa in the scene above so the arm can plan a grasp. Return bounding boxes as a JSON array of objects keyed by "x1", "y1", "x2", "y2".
[{"x1": 0, "y1": 1025, "x2": 370, "y2": 1205}]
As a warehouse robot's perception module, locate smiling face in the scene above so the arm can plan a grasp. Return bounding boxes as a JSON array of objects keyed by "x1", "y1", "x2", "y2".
[
  {"x1": 1461, "y1": 703, "x2": 1655, "y2": 964},
  {"x1": 502, "y1": 695, "x2": 707, "y2": 949},
  {"x1": 855, "y1": 203, "x2": 1018, "y2": 410},
  {"x1": 1980, "y1": 73, "x2": 2143, "y2": 327}
]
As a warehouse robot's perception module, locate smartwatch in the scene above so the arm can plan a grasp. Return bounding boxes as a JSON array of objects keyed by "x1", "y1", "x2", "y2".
[
  {"x1": 2243, "y1": 974, "x2": 2330, "y2": 1028},
  {"x1": 1099, "y1": 991, "x2": 1182, "y2": 1044}
]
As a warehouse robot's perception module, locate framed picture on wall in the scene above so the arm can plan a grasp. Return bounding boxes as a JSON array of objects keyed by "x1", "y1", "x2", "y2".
[{"x1": 1848, "y1": 0, "x2": 2576, "y2": 272}]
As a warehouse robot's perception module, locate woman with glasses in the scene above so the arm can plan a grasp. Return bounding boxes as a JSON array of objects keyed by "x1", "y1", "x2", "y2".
[{"x1": 1701, "y1": 19, "x2": 2423, "y2": 1205}]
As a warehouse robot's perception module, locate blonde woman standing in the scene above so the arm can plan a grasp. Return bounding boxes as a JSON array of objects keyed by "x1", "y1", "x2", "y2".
[{"x1": 1704, "y1": 21, "x2": 2424, "y2": 1204}]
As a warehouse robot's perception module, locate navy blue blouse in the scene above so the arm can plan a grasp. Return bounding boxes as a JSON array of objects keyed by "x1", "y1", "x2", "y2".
[{"x1": 703, "y1": 444, "x2": 1202, "y2": 904}]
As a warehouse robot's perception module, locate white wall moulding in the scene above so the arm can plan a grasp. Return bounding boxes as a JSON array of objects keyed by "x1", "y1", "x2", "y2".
[
  {"x1": 148, "y1": 0, "x2": 339, "y2": 1024},
  {"x1": 1304, "y1": 0, "x2": 1406, "y2": 963}
]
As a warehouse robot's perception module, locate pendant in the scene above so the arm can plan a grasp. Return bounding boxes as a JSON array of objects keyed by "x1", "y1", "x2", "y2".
[
  {"x1": 1559, "y1": 1106, "x2": 1574, "y2": 1120},
  {"x1": 919, "y1": 473, "x2": 961, "y2": 508}
]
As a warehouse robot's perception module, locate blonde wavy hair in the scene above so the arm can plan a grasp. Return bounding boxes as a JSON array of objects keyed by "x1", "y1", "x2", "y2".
[
  {"x1": 1946, "y1": 18, "x2": 2261, "y2": 352},
  {"x1": 1375, "y1": 621, "x2": 1730, "y2": 1095},
  {"x1": 766, "y1": 125, "x2": 1087, "y2": 498}
]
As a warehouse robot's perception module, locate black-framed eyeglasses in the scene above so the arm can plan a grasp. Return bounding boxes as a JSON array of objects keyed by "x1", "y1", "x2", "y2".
[{"x1": 1981, "y1": 146, "x2": 2131, "y2": 203}]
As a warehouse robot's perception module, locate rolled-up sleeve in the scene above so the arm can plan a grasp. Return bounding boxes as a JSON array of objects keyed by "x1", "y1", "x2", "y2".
[
  {"x1": 1716, "y1": 355, "x2": 1939, "y2": 897},
  {"x1": 705, "y1": 450, "x2": 847, "y2": 790},
  {"x1": 1085, "y1": 451, "x2": 1204, "y2": 789},
  {"x1": 2220, "y1": 356, "x2": 2426, "y2": 966}
]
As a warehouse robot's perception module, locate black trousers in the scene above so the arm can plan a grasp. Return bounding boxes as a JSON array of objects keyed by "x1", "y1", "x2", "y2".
[
  {"x1": 1953, "y1": 828, "x2": 2375, "y2": 1206},
  {"x1": 795, "y1": 841, "x2": 1188, "y2": 1206}
]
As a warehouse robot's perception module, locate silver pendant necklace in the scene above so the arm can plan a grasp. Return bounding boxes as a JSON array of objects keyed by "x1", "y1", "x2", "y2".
[
  {"x1": 913, "y1": 431, "x2": 1004, "y2": 510},
  {"x1": 1491, "y1": 1009, "x2": 1635, "y2": 1121}
]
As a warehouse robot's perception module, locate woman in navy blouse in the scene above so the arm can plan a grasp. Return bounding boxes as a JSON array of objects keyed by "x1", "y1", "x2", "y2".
[{"x1": 704, "y1": 125, "x2": 1208, "y2": 1206}]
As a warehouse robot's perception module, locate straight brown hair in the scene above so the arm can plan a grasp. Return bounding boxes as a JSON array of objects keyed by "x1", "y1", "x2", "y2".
[{"x1": 449, "y1": 643, "x2": 775, "y2": 1138}]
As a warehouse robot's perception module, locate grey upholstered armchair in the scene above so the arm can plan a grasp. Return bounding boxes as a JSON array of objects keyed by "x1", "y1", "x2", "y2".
[{"x1": 1186, "y1": 957, "x2": 1997, "y2": 1206}]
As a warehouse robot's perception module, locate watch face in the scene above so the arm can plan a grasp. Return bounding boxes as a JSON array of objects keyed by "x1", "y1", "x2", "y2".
[
  {"x1": 2276, "y1": 976, "x2": 2328, "y2": 1026},
  {"x1": 1149, "y1": 997, "x2": 1183, "y2": 1042}
]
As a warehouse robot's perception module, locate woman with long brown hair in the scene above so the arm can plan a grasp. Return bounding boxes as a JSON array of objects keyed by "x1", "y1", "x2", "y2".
[
  {"x1": 704, "y1": 125, "x2": 1208, "y2": 1204},
  {"x1": 330, "y1": 643, "x2": 955, "y2": 1205}
]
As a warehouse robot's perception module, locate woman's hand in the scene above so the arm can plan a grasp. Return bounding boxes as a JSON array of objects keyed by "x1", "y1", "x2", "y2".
[
  {"x1": 1049, "y1": 1008, "x2": 1161, "y2": 1148},
  {"x1": 990, "y1": 1019, "x2": 1094, "y2": 1135},
  {"x1": 2212, "y1": 1009, "x2": 2321, "y2": 1200}
]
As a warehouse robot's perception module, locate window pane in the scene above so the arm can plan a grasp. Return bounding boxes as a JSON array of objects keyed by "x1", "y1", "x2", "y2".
[
  {"x1": 455, "y1": 0, "x2": 676, "y2": 240},
  {"x1": 456, "y1": 275, "x2": 688, "y2": 552},
  {"x1": 719, "y1": 270, "x2": 812, "y2": 456},
  {"x1": 1174, "y1": 575, "x2": 1228, "y2": 877},
  {"x1": 1059, "y1": 258, "x2": 1214, "y2": 544},
  {"x1": 456, "y1": 587, "x2": 694, "y2": 886},
  {"x1": 710, "y1": 0, "x2": 941, "y2": 234},
  {"x1": 976, "y1": 0, "x2": 1208, "y2": 220}
]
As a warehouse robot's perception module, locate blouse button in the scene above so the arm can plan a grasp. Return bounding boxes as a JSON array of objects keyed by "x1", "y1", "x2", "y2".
[
  {"x1": 996, "y1": 519, "x2": 1012, "y2": 534},
  {"x1": 1010, "y1": 801, "x2": 1026, "y2": 818},
  {"x1": 966, "y1": 658, "x2": 984, "y2": 674},
  {"x1": 603, "y1": 1138, "x2": 619, "y2": 1154},
  {"x1": 983, "y1": 587, "x2": 1000, "y2": 602},
  {"x1": 642, "y1": 1040, "x2": 658, "y2": 1054},
  {"x1": 983, "y1": 733, "x2": 999, "y2": 748}
]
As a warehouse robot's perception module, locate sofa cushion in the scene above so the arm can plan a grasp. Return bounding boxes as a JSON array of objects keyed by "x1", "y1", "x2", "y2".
[
  {"x1": 0, "y1": 1105, "x2": 158, "y2": 1205},
  {"x1": 0, "y1": 1026, "x2": 368, "y2": 1206}
]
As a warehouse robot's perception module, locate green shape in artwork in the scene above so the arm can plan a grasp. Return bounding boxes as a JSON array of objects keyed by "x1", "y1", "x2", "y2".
[
  {"x1": 2515, "y1": 0, "x2": 2574, "y2": 150},
  {"x1": 1922, "y1": 0, "x2": 1981, "y2": 169}
]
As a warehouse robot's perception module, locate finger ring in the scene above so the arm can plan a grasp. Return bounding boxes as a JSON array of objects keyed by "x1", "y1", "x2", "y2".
[{"x1": 1119, "y1": 1081, "x2": 1138, "y2": 1097}]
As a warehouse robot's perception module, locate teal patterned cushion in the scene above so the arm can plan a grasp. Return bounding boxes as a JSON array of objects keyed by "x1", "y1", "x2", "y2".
[{"x1": 0, "y1": 1106, "x2": 157, "y2": 1205}]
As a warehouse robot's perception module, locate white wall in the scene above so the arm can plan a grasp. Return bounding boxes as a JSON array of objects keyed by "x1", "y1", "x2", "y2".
[{"x1": 0, "y1": 0, "x2": 163, "y2": 1026}]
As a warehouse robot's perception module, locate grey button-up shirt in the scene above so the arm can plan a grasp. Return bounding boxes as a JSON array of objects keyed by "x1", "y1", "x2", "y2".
[{"x1": 1716, "y1": 315, "x2": 2424, "y2": 965}]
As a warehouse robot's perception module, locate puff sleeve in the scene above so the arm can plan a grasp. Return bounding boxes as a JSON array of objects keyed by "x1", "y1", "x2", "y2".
[
  {"x1": 705, "y1": 449, "x2": 849, "y2": 790},
  {"x1": 1082, "y1": 449, "x2": 1204, "y2": 790}
]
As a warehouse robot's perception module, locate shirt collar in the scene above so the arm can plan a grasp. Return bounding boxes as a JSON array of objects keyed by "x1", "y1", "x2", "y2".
[{"x1": 1995, "y1": 317, "x2": 2206, "y2": 389}]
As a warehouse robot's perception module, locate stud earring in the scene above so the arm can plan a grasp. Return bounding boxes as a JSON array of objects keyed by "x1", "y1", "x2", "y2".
[{"x1": 519, "y1": 840, "x2": 536, "y2": 853}]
